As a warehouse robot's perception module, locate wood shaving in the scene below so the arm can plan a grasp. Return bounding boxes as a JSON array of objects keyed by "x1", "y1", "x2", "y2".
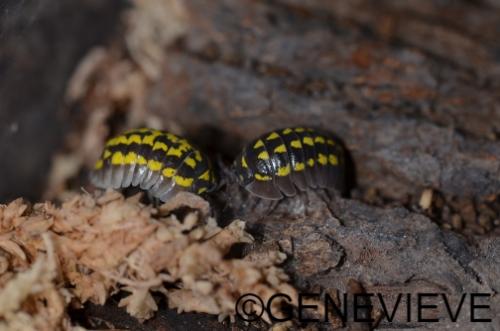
[
  {"x1": 125, "y1": 0, "x2": 188, "y2": 79},
  {"x1": 419, "y1": 188, "x2": 433, "y2": 210},
  {"x1": 0, "y1": 234, "x2": 82, "y2": 331},
  {"x1": 0, "y1": 191, "x2": 296, "y2": 328}
]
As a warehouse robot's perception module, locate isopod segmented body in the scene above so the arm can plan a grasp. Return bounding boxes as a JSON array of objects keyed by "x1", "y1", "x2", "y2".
[
  {"x1": 232, "y1": 127, "x2": 345, "y2": 199},
  {"x1": 90, "y1": 128, "x2": 217, "y2": 201}
]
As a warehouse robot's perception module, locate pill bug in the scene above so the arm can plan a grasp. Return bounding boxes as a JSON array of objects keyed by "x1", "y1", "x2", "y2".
[
  {"x1": 232, "y1": 127, "x2": 345, "y2": 200},
  {"x1": 90, "y1": 128, "x2": 217, "y2": 202}
]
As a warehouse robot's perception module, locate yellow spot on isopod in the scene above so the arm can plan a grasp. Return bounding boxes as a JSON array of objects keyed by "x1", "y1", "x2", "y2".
[
  {"x1": 148, "y1": 160, "x2": 162, "y2": 171},
  {"x1": 125, "y1": 152, "x2": 137, "y2": 164},
  {"x1": 307, "y1": 158, "x2": 315, "y2": 167},
  {"x1": 295, "y1": 128, "x2": 305, "y2": 132},
  {"x1": 277, "y1": 165, "x2": 290, "y2": 176},
  {"x1": 117, "y1": 136, "x2": 128, "y2": 145},
  {"x1": 142, "y1": 134, "x2": 157, "y2": 145},
  {"x1": 184, "y1": 157, "x2": 196, "y2": 168},
  {"x1": 327, "y1": 139, "x2": 335, "y2": 146},
  {"x1": 255, "y1": 173, "x2": 272, "y2": 181},
  {"x1": 314, "y1": 136, "x2": 325, "y2": 144},
  {"x1": 153, "y1": 141, "x2": 168, "y2": 152},
  {"x1": 167, "y1": 147, "x2": 184, "y2": 157},
  {"x1": 329, "y1": 154, "x2": 338, "y2": 165},
  {"x1": 199, "y1": 170, "x2": 210, "y2": 181},
  {"x1": 274, "y1": 144, "x2": 287, "y2": 153},
  {"x1": 254, "y1": 140, "x2": 264, "y2": 148},
  {"x1": 241, "y1": 156, "x2": 248, "y2": 168},
  {"x1": 94, "y1": 159, "x2": 103, "y2": 169},
  {"x1": 166, "y1": 133, "x2": 180, "y2": 143},
  {"x1": 266, "y1": 132, "x2": 280, "y2": 140},
  {"x1": 282, "y1": 128, "x2": 293, "y2": 134},
  {"x1": 194, "y1": 151, "x2": 202, "y2": 161},
  {"x1": 290, "y1": 140, "x2": 301, "y2": 148},
  {"x1": 258, "y1": 151, "x2": 270, "y2": 160},
  {"x1": 318, "y1": 153, "x2": 327, "y2": 165},
  {"x1": 128, "y1": 134, "x2": 142, "y2": 144},
  {"x1": 302, "y1": 137, "x2": 314, "y2": 146},
  {"x1": 174, "y1": 175, "x2": 193, "y2": 187},
  {"x1": 137, "y1": 155, "x2": 147, "y2": 165},
  {"x1": 107, "y1": 135, "x2": 127, "y2": 146},
  {"x1": 198, "y1": 187, "x2": 208, "y2": 194},
  {"x1": 162, "y1": 167, "x2": 176, "y2": 177},
  {"x1": 103, "y1": 150, "x2": 111, "y2": 159},
  {"x1": 294, "y1": 162, "x2": 305, "y2": 171},
  {"x1": 111, "y1": 152, "x2": 124, "y2": 165}
]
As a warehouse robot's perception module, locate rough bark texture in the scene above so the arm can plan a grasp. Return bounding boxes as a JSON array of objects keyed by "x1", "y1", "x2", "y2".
[
  {"x1": 250, "y1": 194, "x2": 500, "y2": 330},
  {"x1": 151, "y1": 0, "x2": 500, "y2": 202},
  {"x1": 146, "y1": 0, "x2": 500, "y2": 329},
  {"x1": 2, "y1": 0, "x2": 500, "y2": 330}
]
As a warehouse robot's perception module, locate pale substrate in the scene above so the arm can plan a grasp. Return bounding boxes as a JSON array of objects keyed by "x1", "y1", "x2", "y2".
[{"x1": 0, "y1": 191, "x2": 296, "y2": 330}]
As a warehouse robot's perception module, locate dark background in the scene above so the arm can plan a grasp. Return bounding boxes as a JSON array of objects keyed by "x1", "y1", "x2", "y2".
[{"x1": 0, "y1": 0, "x2": 125, "y2": 202}]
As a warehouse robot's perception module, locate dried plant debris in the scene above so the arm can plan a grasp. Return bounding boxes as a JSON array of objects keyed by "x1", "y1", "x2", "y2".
[
  {"x1": 0, "y1": 233, "x2": 83, "y2": 331},
  {"x1": 125, "y1": 0, "x2": 188, "y2": 79},
  {"x1": 0, "y1": 191, "x2": 296, "y2": 328}
]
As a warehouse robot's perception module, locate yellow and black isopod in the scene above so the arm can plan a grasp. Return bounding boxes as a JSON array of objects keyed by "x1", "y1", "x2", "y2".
[
  {"x1": 232, "y1": 127, "x2": 345, "y2": 200},
  {"x1": 90, "y1": 128, "x2": 217, "y2": 202}
]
